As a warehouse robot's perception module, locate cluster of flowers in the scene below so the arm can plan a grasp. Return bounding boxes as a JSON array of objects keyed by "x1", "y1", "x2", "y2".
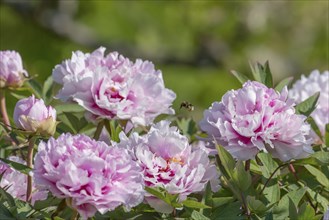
[{"x1": 0, "y1": 49, "x2": 328, "y2": 219}]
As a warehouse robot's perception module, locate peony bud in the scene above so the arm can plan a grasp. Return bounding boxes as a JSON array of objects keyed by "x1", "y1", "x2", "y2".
[
  {"x1": 0, "y1": 50, "x2": 28, "y2": 88},
  {"x1": 13, "y1": 95, "x2": 57, "y2": 136}
]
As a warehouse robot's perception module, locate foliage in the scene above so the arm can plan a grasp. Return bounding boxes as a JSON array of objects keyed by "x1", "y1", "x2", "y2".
[{"x1": 0, "y1": 59, "x2": 328, "y2": 220}]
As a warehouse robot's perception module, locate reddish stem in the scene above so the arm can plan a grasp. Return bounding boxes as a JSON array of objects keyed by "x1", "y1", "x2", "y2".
[
  {"x1": 0, "y1": 91, "x2": 11, "y2": 130},
  {"x1": 26, "y1": 137, "x2": 35, "y2": 202},
  {"x1": 245, "y1": 159, "x2": 250, "y2": 171}
]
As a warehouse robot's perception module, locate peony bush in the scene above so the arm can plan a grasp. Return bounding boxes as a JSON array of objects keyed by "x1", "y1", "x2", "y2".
[{"x1": 0, "y1": 50, "x2": 328, "y2": 220}]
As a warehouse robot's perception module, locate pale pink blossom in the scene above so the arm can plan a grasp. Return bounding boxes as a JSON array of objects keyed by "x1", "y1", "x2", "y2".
[
  {"x1": 52, "y1": 47, "x2": 176, "y2": 126},
  {"x1": 13, "y1": 95, "x2": 57, "y2": 136},
  {"x1": 118, "y1": 120, "x2": 219, "y2": 213},
  {"x1": 289, "y1": 70, "x2": 329, "y2": 139},
  {"x1": 0, "y1": 50, "x2": 28, "y2": 88},
  {"x1": 33, "y1": 133, "x2": 144, "y2": 219},
  {"x1": 0, "y1": 156, "x2": 47, "y2": 205},
  {"x1": 199, "y1": 81, "x2": 313, "y2": 161}
]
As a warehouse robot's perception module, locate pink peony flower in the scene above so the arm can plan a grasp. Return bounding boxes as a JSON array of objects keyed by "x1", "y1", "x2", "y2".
[
  {"x1": 289, "y1": 70, "x2": 329, "y2": 139},
  {"x1": 33, "y1": 133, "x2": 145, "y2": 219},
  {"x1": 13, "y1": 95, "x2": 57, "y2": 136},
  {"x1": 52, "y1": 47, "x2": 176, "y2": 126},
  {"x1": 0, "y1": 156, "x2": 47, "y2": 205},
  {"x1": 199, "y1": 81, "x2": 313, "y2": 161},
  {"x1": 118, "y1": 120, "x2": 219, "y2": 213},
  {"x1": 0, "y1": 50, "x2": 28, "y2": 88}
]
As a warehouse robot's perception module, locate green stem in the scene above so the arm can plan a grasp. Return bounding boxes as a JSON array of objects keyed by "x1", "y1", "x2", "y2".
[
  {"x1": 51, "y1": 199, "x2": 66, "y2": 220},
  {"x1": 93, "y1": 120, "x2": 105, "y2": 140},
  {"x1": 104, "y1": 120, "x2": 111, "y2": 137},
  {"x1": 26, "y1": 136, "x2": 36, "y2": 203},
  {"x1": 241, "y1": 192, "x2": 251, "y2": 218},
  {"x1": 259, "y1": 163, "x2": 287, "y2": 195},
  {"x1": 71, "y1": 210, "x2": 79, "y2": 220},
  {"x1": 0, "y1": 91, "x2": 10, "y2": 130}
]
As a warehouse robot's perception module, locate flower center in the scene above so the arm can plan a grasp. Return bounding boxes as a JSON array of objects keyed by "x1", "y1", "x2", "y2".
[
  {"x1": 168, "y1": 157, "x2": 183, "y2": 165},
  {"x1": 105, "y1": 87, "x2": 123, "y2": 101}
]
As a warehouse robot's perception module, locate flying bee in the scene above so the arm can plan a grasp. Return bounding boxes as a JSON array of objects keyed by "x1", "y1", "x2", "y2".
[{"x1": 180, "y1": 101, "x2": 194, "y2": 111}]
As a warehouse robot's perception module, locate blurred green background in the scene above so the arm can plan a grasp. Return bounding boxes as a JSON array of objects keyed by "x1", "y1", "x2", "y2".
[{"x1": 0, "y1": 0, "x2": 328, "y2": 121}]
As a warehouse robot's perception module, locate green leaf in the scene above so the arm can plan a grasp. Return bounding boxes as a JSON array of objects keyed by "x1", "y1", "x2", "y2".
[
  {"x1": 182, "y1": 199, "x2": 211, "y2": 209},
  {"x1": 293, "y1": 156, "x2": 327, "y2": 167},
  {"x1": 274, "y1": 76, "x2": 293, "y2": 92},
  {"x1": 212, "y1": 197, "x2": 235, "y2": 208},
  {"x1": 26, "y1": 78, "x2": 42, "y2": 98},
  {"x1": 175, "y1": 118, "x2": 198, "y2": 139},
  {"x1": 33, "y1": 196, "x2": 61, "y2": 210},
  {"x1": 56, "y1": 119, "x2": 75, "y2": 134},
  {"x1": 52, "y1": 217, "x2": 66, "y2": 220},
  {"x1": 230, "y1": 70, "x2": 250, "y2": 84},
  {"x1": 297, "y1": 202, "x2": 316, "y2": 220},
  {"x1": 144, "y1": 187, "x2": 179, "y2": 207},
  {"x1": 250, "y1": 62, "x2": 261, "y2": 82},
  {"x1": 306, "y1": 117, "x2": 323, "y2": 141},
  {"x1": 273, "y1": 188, "x2": 306, "y2": 219},
  {"x1": 63, "y1": 112, "x2": 88, "y2": 133},
  {"x1": 261, "y1": 61, "x2": 273, "y2": 87},
  {"x1": 231, "y1": 160, "x2": 251, "y2": 191},
  {"x1": 211, "y1": 201, "x2": 243, "y2": 220},
  {"x1": 8, "y1": 91, "x2": 27, "y2": 100},
  {"x1": 54, "y1": 104, "x2": 85, "y2": 114},
  {"x1": 304, "y1": 165, "x2": 329, "y2": 189},
  {"x1": 16, "y1": 199, "x2": 33, "y2": 219},
  {"x1": 262, "y1": 178, "x2": 280, "y2": 204},
  {"x1": 250, "y1": 160, "x2": 261, "y2": 174},
  {"x1": 62, "y1": 112, "x2": 80, "y2": 132},
  {"x1": 250, "y1": 61, "x2": 273, "y2": 87},
  {"x1": 311, "y1": 151, "x2": 329, "y2": 164},
  {"x1": 257, "y1": 153, "x2": 279, "y2": 178},
  {"x1": 42, "y1": 76, "x2": 54, "y2": 104},
  {"x1": 0, "y1": 203, "x2": 15, "y2": 220},
  {"x1": 166, "y1": 194, "x2": 181, "y2": 208},
  {"x1": 0, "y1": 158, "x2": 32, "y2": 175},
  {"x1": 306, "y1": 188, "x2": 328, "y2": 212},
  {"x1": 107, "y1": 120, "x2": 122, "y2": 143},
  {"x1": 288, "y1": 198, "x2": 298, "y2": 220},
  {"x1": 264, "y1": 212, "x2": 273, "y2": 220},
  {"x1": 215, "y1": 144, "x2": 235, "y2": 178},
  {"x1": 201, "y1": 182, "x2": 213, "y2": 216},
  {"x1": 191, "y1": 210, "x2": 210, "y2": 220},
  {"x1": 288, "y1": 188, "x2": 307, "y2": 207},
  {"x1": 295, "y1": 92, "x2": 320, "y2": 117},
  {"x1": 0, "y1": 187, "x2": 15, "y2": 207},
  {"x1": 247, "y1": 196, "x2": 268, "y2": 214},
  {"x1": 145, "y1": 187, "x2": 166, "y2": 201}
]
